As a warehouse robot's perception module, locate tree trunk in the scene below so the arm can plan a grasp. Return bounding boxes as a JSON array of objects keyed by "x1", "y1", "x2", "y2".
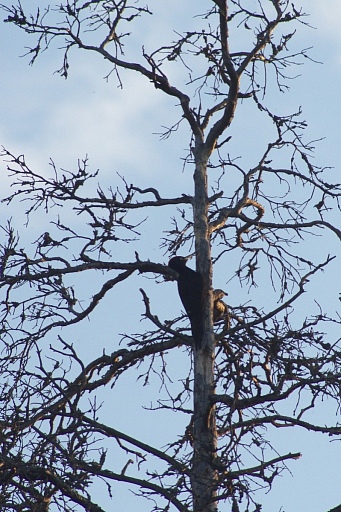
[{"x1": 191, "y1": 141, "x2": 218, "y2": 512}]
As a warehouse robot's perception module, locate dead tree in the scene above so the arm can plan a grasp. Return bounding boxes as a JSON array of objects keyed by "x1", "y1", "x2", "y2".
[{"x1": 0, "y1": 2, "x2": 341, "y2": 512}]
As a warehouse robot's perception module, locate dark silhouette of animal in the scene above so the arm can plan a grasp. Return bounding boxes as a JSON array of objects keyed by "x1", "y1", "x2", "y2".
[{"x1": 168, "y1": 256, "x2": 204, "y2": 348}]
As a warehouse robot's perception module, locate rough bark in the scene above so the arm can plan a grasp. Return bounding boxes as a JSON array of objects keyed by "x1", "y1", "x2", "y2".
[{"x1": 192, "y1": 141, "x2": 217, "y2": 512}]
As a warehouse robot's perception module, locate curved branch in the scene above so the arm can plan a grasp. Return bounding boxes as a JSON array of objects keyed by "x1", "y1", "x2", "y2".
[
  {"x1": 221, "y1": 414, "x2": 341, "y2": 436},
  {"x1": 0, "y1": 260, "x2": 170, "y2": 287},
  {"x1": 214, "y1": 371, "x2": 341, "y2": 411},
  {"x1": 0, "y1": 453, "x2": 188, "y2": 512},
  {"x1": 216, "y1": 255, "x2": 335, "y2": 340},
  {"x1": 209, "y1": 198, "x2": 264, "y2": 235},
  {"x1": 2, "y1": 338, "x2": 183, "y2": 433},
  {"x1": 82, "y1": 416, "x2": 189, "y2": 476},
  {"x1": 257, "y1": 219, "x2": 341, "y2": 242},
  {"x1": 68, "y1": 34, "x2": 202, "y2": 140},
  {"x1": 0, "y1": 455, "x2": 106, "y2": 512},
  {"x1": 139, "y1": 288, "x2": 190, "y2": 343},
  {"x1": 227, "y1": 451, "x2": 301, "y2": 479}
]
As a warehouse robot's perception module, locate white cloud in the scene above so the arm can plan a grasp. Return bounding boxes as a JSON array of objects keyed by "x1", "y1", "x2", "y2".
[{"x1": 300, "y1": 1, "x2": 341, "y2": 61}]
